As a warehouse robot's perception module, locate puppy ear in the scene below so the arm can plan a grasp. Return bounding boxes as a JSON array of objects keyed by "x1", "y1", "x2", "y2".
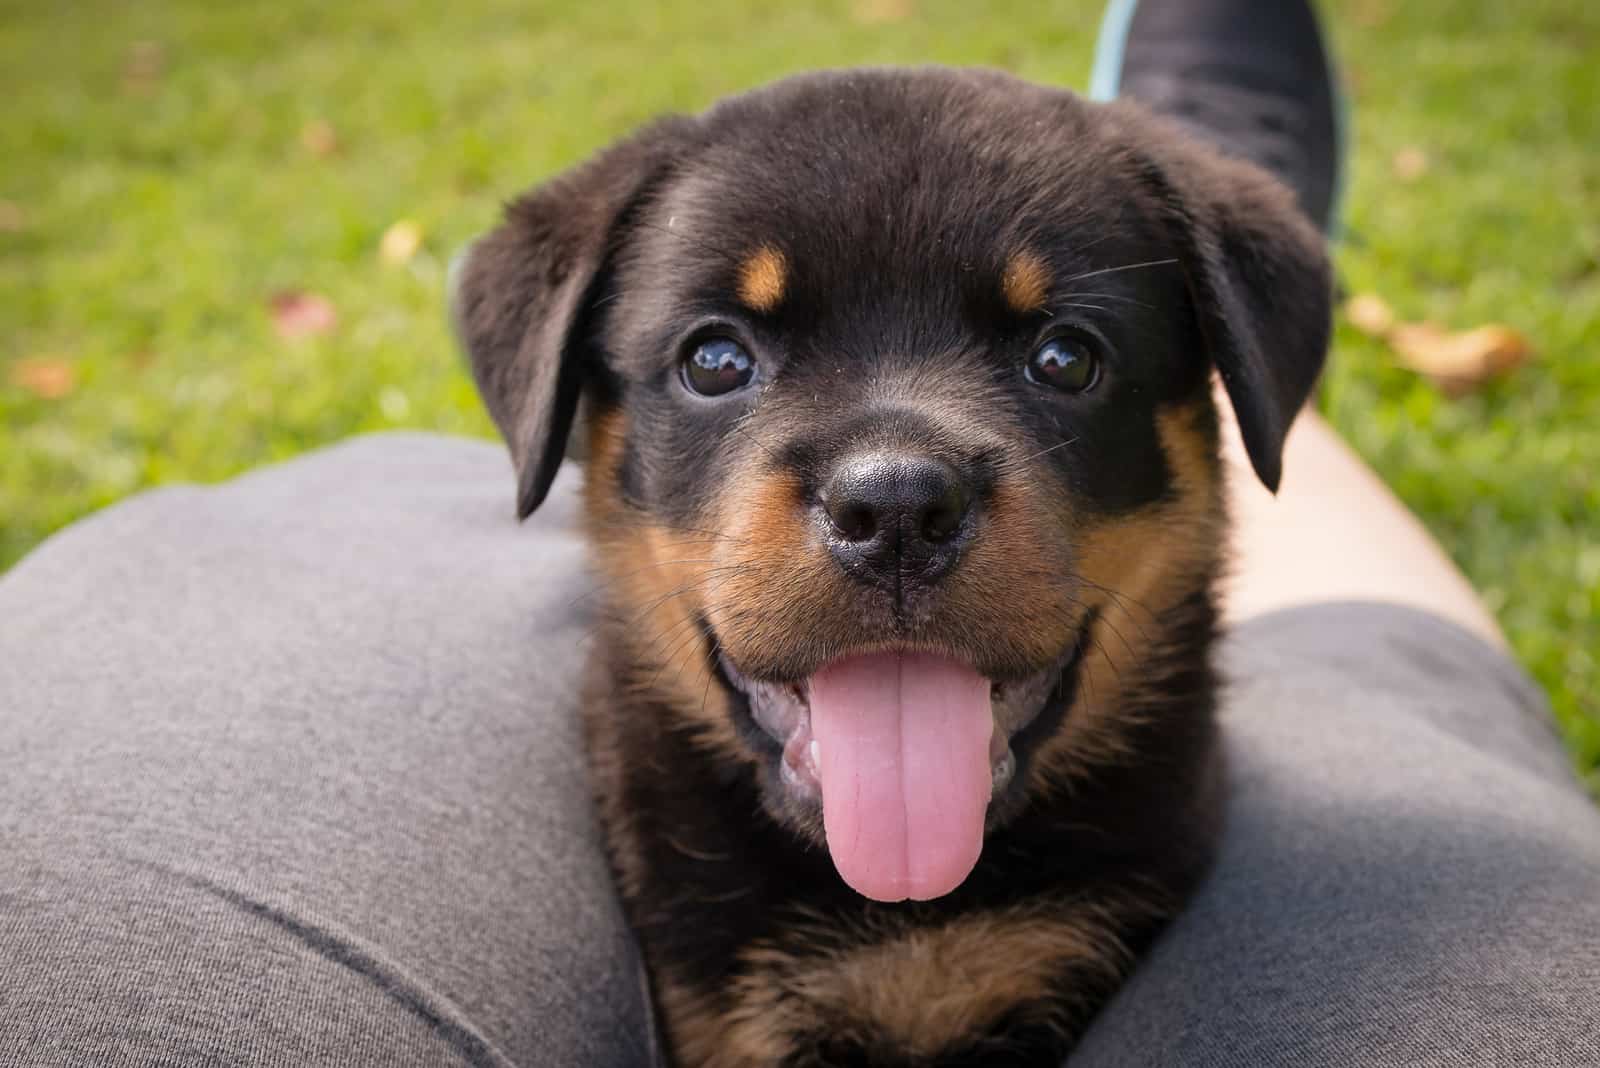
[
  {"x1": 1116, "y1": 104, "x2": 1334, "y2": 492},
  {"x1": 453, "y1": 117, "x2": 694, "y2": 518}
]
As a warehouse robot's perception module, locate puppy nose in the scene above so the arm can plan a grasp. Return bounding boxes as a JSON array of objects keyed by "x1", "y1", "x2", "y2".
[{"x1": 821, "y1": 453, "x2": 972, "y2": 588}]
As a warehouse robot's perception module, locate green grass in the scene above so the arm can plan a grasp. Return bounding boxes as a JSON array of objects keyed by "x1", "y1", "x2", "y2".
[{"x1": 2, "y1": 0, "x2": 1596, "y2": 785}]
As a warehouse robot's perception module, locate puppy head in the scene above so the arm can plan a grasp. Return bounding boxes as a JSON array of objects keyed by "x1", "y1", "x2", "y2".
[{"x1": 457, "y1": 68, "x2": 1331, "y2": 902}]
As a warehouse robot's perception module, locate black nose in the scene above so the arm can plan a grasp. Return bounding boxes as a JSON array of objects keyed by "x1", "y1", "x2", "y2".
[{"x1": 821, "y1": 453, "x2": 973, "y2": 590}]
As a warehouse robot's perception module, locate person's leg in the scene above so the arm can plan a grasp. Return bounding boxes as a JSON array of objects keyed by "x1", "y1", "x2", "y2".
[
  {"x1": 1091, "y1": 0, "x2": 1340, "y2": 232},
  {"x1": 0, "y1": 435, "x2": 653, "y2": 1067},
  {"x1": 1220, "y1": 400, "x2": 1507, "y2": 648}
]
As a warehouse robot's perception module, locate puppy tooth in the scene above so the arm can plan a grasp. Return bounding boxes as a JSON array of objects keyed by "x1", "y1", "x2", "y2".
[
  {"x1": 809, "y1": 739, "x2": 822, "y2": 771},
  {"x1": 991, "y1": 750, "x2": 1016, "y2": 796}
]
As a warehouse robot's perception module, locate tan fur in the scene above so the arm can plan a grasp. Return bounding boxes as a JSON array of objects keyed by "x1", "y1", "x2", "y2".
[
  {"x1": 582, "y1": 409, "x2": 753, "y2": 903},
  {"x1": 703, "y1": 459, "x2": 845, "y2": 674},
  {"x1": 660, "y1": 899, "x2": 1155, "y2": 1066},
  {"x1": 941, "y1": 476, "x2": 1086, "y2": 668},
  {"x1": 1001, "y1": 249, "x2": 1052, "y2": 313},
  {"x1": 584, "y1": 410, "x2": 739, "y2": 747},
  {"x1": 657, "y1": 976, "x2": 791, "y2": 1068},
  {"x1": 736, "y1": 245, "x2": 788, "y2": 313}
]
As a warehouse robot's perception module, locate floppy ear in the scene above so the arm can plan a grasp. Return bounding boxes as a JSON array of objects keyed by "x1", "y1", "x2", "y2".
[
  {"x1": 1114, "y1": 103, "x2": 1334, "y2": 492},
  {"x1": 453, "y1": 117, "x2": 695, "y2": 518}
]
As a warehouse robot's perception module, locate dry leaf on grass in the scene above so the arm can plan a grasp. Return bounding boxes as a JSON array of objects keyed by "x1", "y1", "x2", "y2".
[
  {"x1": 269, "y1": 291, "x2": 337, "y2": 339},
  {"x1": 0, "y1": 200, "x2": 25, "y2": 233},
  {"x1": 379, "y1": 219, "x2": 424, "y2": 266},
  {"x1": 122, "y1": 41, "x2": 165, "y2": 93},
  {"x1": 1344, "y1": 293, "x2": 1396, "y2": 337},
  {"x1": 853, "y1": 0, "x2": 915, "y2": 24},
  {"x1": 1351, "y1": 0, "x2": 1394, "y2": 28},
  {"x1": 1343, "y1": 293, "x2": 1532, "y2": 394},
  {"x1": 1392, "y1": 146, "x2": 1429, "y2": 182},
  {"x1": 1389, "y1": 322, "x2": 1532, "y2": 394},
  {"x1": 9, "y1": 358, "x2": 77, "y2": 399},
  {"x1": 300, "y1": 119, "x2": 340, "y2": 158}
]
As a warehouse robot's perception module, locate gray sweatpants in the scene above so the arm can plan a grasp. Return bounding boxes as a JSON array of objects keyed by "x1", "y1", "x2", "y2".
[{"x1": 2, "y1": 434, "x2": 1597, "y2": 1066}]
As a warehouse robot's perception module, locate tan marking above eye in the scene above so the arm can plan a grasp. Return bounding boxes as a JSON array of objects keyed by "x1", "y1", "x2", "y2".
[
  {"x1": 1001, "y1": 250, "x2": 1052, "y2": 314},
  {"x1": 736, "y1": 246, "x2": 788, "y2": 313}
]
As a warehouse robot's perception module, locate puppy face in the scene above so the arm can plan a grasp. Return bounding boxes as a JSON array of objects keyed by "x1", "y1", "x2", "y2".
[{"x1": 457, "y1": 68, "x2": 1330, "y2": 903}]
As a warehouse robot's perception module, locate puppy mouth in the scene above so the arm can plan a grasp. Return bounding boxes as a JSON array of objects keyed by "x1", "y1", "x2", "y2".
[
  {"x1": 719, "y1": 657, "x2": 1055, "y2": 801},
  {"x1": 710, "y1": 615, "x2": 1094, "y2": 903}
]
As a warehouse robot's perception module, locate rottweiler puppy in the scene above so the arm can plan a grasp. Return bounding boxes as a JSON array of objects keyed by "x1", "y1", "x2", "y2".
[{"x1": 456, "y1": 67, "x2": 1330, "y2": 1066}]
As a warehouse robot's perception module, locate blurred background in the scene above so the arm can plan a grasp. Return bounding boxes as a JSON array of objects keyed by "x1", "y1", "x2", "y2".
[{"x1": 1, "y1": 0, "x2": 1595, "y2": 785}]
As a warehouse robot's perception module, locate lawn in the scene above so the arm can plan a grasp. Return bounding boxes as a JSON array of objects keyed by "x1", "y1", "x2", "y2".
[{"x1": 2, "y1": 0, "x2": 1596, "y2": 785}]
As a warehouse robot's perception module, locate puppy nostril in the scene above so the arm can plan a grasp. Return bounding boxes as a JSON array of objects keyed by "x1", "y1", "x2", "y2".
[
  {"x1": 831, "y1": 502, "x2": 878, "y2": 542},
  {"x1": 920, "y1": 484, "x2": 968, "y2": 543},
  {"x1": 921, "y1": 505, "x2": 959, "y2": 543}
]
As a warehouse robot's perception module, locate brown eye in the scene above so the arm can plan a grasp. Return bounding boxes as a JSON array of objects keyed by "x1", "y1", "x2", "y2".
[
  {"x1": 682, "y1": 337, "x2": 757, "y2": 396},
  {"x1": 1026, "y1": 335, "x2": 1100, "y2": 393}
]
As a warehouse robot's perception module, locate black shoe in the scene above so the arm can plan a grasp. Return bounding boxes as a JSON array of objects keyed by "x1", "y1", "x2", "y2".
[{"x1": 1089, "y1": 0, "x2": 1344, "y2": 233}]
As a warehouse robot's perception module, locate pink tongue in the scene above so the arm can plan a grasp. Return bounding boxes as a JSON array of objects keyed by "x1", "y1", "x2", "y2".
[{"x1": 808, "y1": 651, "x2": 993, "y2": 902}]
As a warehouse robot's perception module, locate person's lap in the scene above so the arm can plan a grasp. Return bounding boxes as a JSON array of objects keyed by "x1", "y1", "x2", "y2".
[
  {"x1": 2, "y1": 433, "x2": 1597, "y2": 1067},
  {"x1": 0, "y1": 437, "x2": 648, "y2": 1067}
]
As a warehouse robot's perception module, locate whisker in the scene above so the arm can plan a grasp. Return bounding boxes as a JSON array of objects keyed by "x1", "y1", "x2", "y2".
[
  {"x1": 624, "y1": 590, "x2": 720, "y2": 670},
  {"x1": 598, "y1": 514, "x2": 752, "y2": 545},
  {"x1": 664, "y1": 829, "x2": 730, "y2": 863},
  {"x1": 1017, "y1": 436, "x2": 1080, "y2": 465},
  {"x1": 729, "y1": 415, "x2": 784, "y2": 467},
  {"x1": 580, "y1": 566, "x2": 747, "y2": 649},
  {"x1": 663, "y1": 524, "x2": 752, "y2": 547},
  {"x1": 1075, "y1": 575, "x2": 1159, "y2": 626},
  {"x1": 648, "y1": 539, "x2": 735, "y2": 555},
  {"x1": 1060, "y1": 291, "x2": 1156, "y2": 310},
  {"x1": 643, "y1": 570, "x2": 759, "y2": 688},
  {"x1": 1089, "y1": 634, "x2": 1124, "y2": 688},
  {"x1": 1057, "y1": 258, "x2": 1178, "y2": 285},
  {"x1": 1091, "y1": 610, "x2": 1141, "y2": 666},
  {"x1": 566, "y1": 558, "x2": 733, "y2": 611},
  {"x1": 647, "y1": 618, "x2": 715, "y2": 688},
  {"x1": 1068, "y1": 231, "x2": 1119, "y2": 256},
  {"x1": 699, "y1": 633, "x2": 723, "y2": 723}
]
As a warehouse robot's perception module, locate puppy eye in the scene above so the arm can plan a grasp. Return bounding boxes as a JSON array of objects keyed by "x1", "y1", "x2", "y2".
[
  {"x1": 1026, "y1": 335, "x2": 1100, "y2": 393},
  {"x1": 682, "y1": 337, "x2": 757, "y2": 397}
]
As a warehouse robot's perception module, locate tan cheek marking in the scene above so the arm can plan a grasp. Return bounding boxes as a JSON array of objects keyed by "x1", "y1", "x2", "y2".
[
  {"x1": 1029, "y1": 401, "x2": 1224, "y2": 790},
  {"x1": 941, "y1": 476, "x2": 1083, "y2": 671},
  {"x1": 707, "y1": 463, "x2": 845, "y2": 675},
  {"x1": 1002, "y1": 249, "x2": 1052, "y2": 314},
  {"x1": 736, "y1": 246, "x2": 788, "y2": 313},
  {"x1": 582, "y1": 408, "x2": 743, "y2": 760}
]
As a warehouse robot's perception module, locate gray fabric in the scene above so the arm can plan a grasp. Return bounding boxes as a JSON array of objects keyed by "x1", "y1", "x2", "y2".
[
  {"x1": 0, "y1": 434, "x2": 649, "y2": 1067},
  {"x1": 1076, "y1": 604, "x2": 1600, "y2": 1066},
  {"x1": 1, "y1": 432, "x2": 1596, "y2": 1067}
]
